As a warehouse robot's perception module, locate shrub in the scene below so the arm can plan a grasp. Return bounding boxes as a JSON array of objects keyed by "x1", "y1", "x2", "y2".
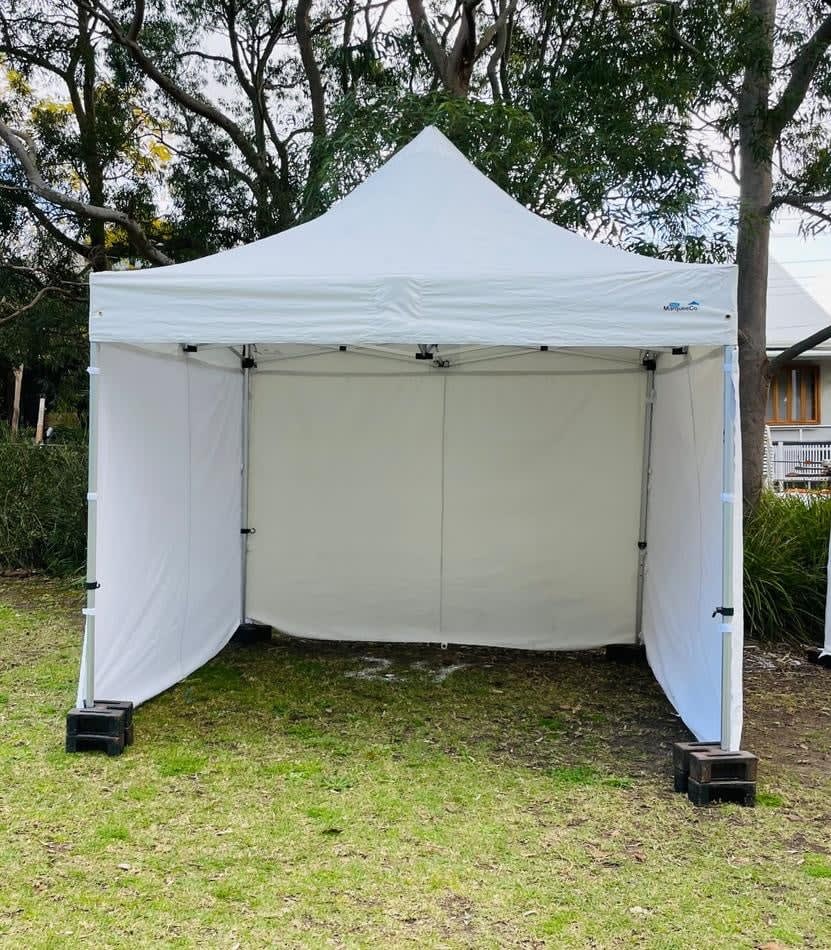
[
  {"x1": 743, "y1": 492, "x2": 831, "y2": 646},
  {"x1": 0, "y1": 428, "x2": 87, "y2": 575}
]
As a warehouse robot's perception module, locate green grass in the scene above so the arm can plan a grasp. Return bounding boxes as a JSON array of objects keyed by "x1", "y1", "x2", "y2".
[{"x1": 0, "y1": 577, "x2": 830, "y2": 948}]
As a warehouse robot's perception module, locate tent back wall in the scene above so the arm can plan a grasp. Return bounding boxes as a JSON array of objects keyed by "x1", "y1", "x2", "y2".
[
  {"x1": 89, "y1": 344, "x2": 242, "y2": 705},
  {"x1": 247, "y1": 350, "x2": 645, "y2": 649}
]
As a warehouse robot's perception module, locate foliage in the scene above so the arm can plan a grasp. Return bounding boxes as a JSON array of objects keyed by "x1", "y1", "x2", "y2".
[
  {"x1": 743, "y1": 491, "x2": 831, "y2": 645},
  {"x1": 0, "y1": 273, "x2": 87, "y2": 423},
  {"x1": 0, "y1": 428, "x2": 86, "y2": 574}
]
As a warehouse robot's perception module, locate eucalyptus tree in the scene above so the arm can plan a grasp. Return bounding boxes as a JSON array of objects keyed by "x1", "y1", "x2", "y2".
[{"x1": 733, "y1": 0, "x2": 831, "y2": 508}]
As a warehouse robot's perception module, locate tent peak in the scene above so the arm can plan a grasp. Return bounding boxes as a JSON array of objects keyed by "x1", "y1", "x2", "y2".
[{"x1": 402, "y1": 125, "x2": 465, "y2": 159}]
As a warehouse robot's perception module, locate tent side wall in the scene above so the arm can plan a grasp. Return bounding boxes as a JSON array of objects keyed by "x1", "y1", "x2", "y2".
[
  {"x1": 641, "y1": 347, "x2": 743, "y2": 745},
  {"x1": 246, "y1": 349, "x2": 645, "y2": 649},
  {"x1": 84, "y1": 344, "x2": 243, "y2": 705}
]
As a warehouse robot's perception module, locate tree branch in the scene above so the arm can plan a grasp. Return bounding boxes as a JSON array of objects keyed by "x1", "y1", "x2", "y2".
[
  {"x1": 296, "y1": 0, "x2": 326, "y2": 140},
  {"x1": 0, "y1": 285, "x2": 74, "y2": 327},
  {"x1": 770, "y1": 324, "x2": 831, "y2": 372},
  {"x1": 767, "y1": 8, "x2": 831, "y2": 140},
  {"x1": 0, "y1": 119, "x2": 173, "y2": 265},
  {"x1": 406, "y1": 0, "x2": 450, "y2": 86},
  {"x1": 770, "y1": 192, "x2": 831, "y2": 227},
  {"x1": 85, "y1": 0, "x2": 283, "y2": 204}
]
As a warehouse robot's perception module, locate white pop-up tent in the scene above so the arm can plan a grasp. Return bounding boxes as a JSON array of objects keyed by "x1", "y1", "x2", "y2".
[{"x1": 80, "y1": 127, "x2": 743, "y2": 749}]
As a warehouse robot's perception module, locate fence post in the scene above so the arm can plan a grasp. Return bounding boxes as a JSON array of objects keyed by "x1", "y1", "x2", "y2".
[
  {"x1": 11, "y1": 365, "x2": 23, "y2": 435},
  {"x1": 34, "y1": 397, "x2": 45, "y2": 445}
]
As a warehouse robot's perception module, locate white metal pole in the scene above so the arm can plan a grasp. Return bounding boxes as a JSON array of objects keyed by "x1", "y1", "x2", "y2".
[
  {"x1": 240, "y1": 345, "x2": 251, "y2": 623},
  {"x1": 720, "y1": 344, "x2": 738, "y2": 751},
  {"x1": 635, "y1": 354, "x2": 657, "y2": 641},
  {"x1": 81, "y1": 342, "x2": 100, "y2": 708}
]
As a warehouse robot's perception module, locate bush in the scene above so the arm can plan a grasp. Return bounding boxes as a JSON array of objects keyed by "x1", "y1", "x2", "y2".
[
  {"x1": 0, "y1": 431, "x2": 87, "y2": 575},
  {"x1": 744, "y1": 492, "x2": 831, "y2": 646}
]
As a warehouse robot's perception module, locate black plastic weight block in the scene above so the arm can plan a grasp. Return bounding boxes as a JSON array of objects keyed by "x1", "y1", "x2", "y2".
[
  {"x1": 671, "y1": 740, "x2": 720, "y2": 793},
  {"x1": 66, "y1": 732, "x2": 125, "y2": 756},
  {"x1": 67, "y1": 707, "x2": 127, "y2": 738},
  {"x1": 66, "y1": 706, "x2": 127, "y2": 756},
  {"x1": 231, "y1": 622, "x2": 273, "y2": 646},
  {"x1": 687, "y1": 778, "x2": 756, "y2": 807},
  {"x1": 688, "y1": 749, "x2": 758, "y2": 785},
  {"x1": 94, "y1": 700, "x2": 134, "y2": 729},
  {"x1": 806, "y1": 647, "x2": 831, "y2": 669},
  {"x1": 605, "y1": 643, "x2": 646, "y2": 663}
]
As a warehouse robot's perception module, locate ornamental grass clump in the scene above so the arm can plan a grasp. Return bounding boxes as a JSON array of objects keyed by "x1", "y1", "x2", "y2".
[{"x1": 743, "y1": 491, "x2": 831, "y2": 646}]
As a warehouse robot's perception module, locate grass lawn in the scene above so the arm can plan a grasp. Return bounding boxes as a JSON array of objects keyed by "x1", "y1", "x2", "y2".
[{"x1": 0, "y1": 577, "x2": 830, "y2": 949}]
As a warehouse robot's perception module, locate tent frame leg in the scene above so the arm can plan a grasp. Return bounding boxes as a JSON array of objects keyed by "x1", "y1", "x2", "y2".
[
  {"x1": 720, "y1": 344, "x2": 738, "y2": 753},
  {"x1": 79, "y1": 342, "x2": 100, "y2": 708},
  {"x1": 635, "y1": 352, "x2": 657, "y2": 642},
  {"x1": 240, "y1": 344, "x2": 252, "y2": 623}
]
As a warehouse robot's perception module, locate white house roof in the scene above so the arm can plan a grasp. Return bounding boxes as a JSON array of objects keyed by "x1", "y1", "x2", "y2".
[
  {"x1": 767, "y1": 259, "x2": 831, "y2": 351},
  {"x1": 90, "y1": 126, "x2": 737, "y2": 346}
]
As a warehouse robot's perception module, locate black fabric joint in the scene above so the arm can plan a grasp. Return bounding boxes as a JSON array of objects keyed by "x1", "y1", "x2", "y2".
[
  {"x1": 642, "y1": 358, "x2": 657, "y2": 372},
  {"x1": 241, "y1": 528, "x2": 256, "y2": 535},
  {"x1": 241, "y1": 356, "x2": 256, "y2": 369},
  {"x1": 183, "y1": 344, "x2": 198, "y2": 353},
  {"x1": 712, "y1": 606, "x2": 734, "y2": 618},
  {"x1": 637, "y1": 541, "x2": 647, "y2": 550},
  {"x1": 85, "y1": 581, "x2": 100, "y2": 590}
]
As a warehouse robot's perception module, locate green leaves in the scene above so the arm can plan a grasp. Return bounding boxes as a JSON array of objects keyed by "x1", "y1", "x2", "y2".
[{"x1": 743, "y1": 492, "x2": 831, "y2": 645}]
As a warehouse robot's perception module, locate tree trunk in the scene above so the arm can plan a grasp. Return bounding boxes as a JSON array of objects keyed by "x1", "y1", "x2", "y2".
[
  {"x1": 737, "y1": 0, "x2": 776, "y2": 512},
  {"x1": 736, "y1": 162, "x2": 772, "y2": 512}
]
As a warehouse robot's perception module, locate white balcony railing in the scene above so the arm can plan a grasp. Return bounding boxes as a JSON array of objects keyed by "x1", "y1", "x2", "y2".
[{"x1": 764, "y1": 429, "x2": 831, "y2": 488}]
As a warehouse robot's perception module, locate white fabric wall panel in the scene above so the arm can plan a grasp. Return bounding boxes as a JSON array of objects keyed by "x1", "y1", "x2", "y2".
[
  {"x1": 642, "y1": 348, "x2": 743, "y2": 744},
  {"x1": 440, "y1": 371, "x2": 643, "y2": 648},
  {"x1": 248, "y1": 352, "x2": 644, "y2": 650},
  {"x1": 88, "y1": 345, "x2": 241, "y2": 705},
  {"x1": 247, "y1": 374, "x2": 444, "y2": 639}
]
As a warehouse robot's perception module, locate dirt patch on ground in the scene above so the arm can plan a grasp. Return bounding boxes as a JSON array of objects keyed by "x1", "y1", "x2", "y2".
[{"x1": 743, "y1": 643, "x2": 831, "y2": 784}]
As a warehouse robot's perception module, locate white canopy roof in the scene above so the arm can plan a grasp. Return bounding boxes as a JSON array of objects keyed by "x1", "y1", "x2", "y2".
[
  {"x1": 766, "y1": 258, "x2": 831, "y2": 351},
  {"x1": 90, "y1": 126, "x2": 737, "y2": 347}
]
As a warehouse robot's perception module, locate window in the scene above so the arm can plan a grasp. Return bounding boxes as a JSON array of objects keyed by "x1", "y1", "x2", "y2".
[{"x1": 766, "y1": 363, "x2": 820, "y2": 425}]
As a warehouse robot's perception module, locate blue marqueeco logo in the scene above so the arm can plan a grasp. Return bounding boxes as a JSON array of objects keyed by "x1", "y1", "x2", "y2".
[{"x1": 663, "y1": 300, "x2": 701, "y2": 312}]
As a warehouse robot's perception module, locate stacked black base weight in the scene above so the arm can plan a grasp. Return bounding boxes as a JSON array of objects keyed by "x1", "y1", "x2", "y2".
[
  {"x1": 806, "y1": 646, "x2": 831, "y2": 669},
  {"x1": 66, "y1": 700, "x2": 134, "y2": 756},
  {"x1": 605, "y1": 643, "x2": 646, "y2": 664},
  {"x1": 231, "y1": 621, "x2": 273, "y2": 646},
  {"x1": 673, "y1": 740, "x2": 757, "y2": 806}
]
